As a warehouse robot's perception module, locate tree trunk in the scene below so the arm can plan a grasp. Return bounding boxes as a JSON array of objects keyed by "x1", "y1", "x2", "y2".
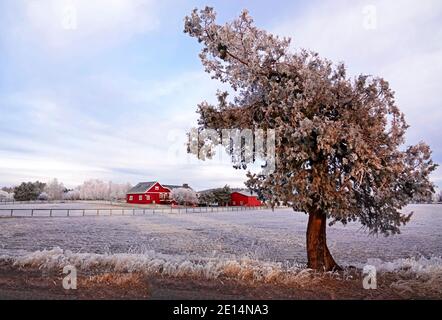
[{"x1": 306, "y1": 209, "x2": 341, "y2": 271}]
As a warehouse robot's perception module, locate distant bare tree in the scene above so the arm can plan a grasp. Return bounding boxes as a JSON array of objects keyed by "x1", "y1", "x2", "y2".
[{"x1": 44, "y1": 178, "x2": 65, "y2": 200}]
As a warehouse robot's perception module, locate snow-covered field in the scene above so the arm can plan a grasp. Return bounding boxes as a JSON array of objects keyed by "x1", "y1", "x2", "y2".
[
  {"x1": 0, "y1": 203, "x2": 441, "y2": 295},
  {"x1": 1, "y1": 203, "x2": 441, "y2": 263}
]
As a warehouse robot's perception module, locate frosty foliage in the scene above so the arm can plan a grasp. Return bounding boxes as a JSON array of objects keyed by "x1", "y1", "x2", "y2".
[
  {"x1": 4, "y1": 247, "x2": 441, "y2": 296},
  {"x1": 0, "y1": 190, "x2": 13, "y2": 200},
  {"x1": 37, "y1": 192, "x2": 49, "y2": 201},
  {"x1": 44, "y1": 178, "x2": 65, "y2": 200},
  {"x1": 77, "y1": 180, "x2": 131, "y2": 200},
  {"x1": 198, "y1": 185, "x2": 232, "y2": 206},
  {"x1": 5, "y1": 179, "x2": 131, "y2": 201},
  {"x1": 184, "y1": 7, "x2": 437, "y2": 235},
  {"x1": 63, "y1": 190, "x2": 81, "y2": 200},
  {"x1": 13, "y1": 181, "x2": 46, "y2": 201},
  {"x1": 7, "y1": 247, "x2": 317, "y2": 286},
  {"x1": 432, "y1": 189, "x2": 442, "y2": 203},
  {"x1": 171, "y1": 187, "x2": 198, "y2": 205},
  {"x1": 365, "y1": 256, "x2": 442, "y2": 297}
]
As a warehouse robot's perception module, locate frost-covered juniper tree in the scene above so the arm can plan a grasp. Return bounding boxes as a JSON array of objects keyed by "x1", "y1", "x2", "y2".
[{"x1": 184, "y1": 7, "x2": 437, "y2": 271}]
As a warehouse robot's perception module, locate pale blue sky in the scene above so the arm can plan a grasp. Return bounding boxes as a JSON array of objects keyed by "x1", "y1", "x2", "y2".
[{"x1": 0, "y1": 0, "x2": 441, "y2": 191}]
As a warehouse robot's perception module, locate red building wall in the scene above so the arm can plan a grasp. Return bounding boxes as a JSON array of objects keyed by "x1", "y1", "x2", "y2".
[
  {"x1": 230, "y1": 192, "x2": 262, "y2": 207},
  {"x1": 126, "y1": 182, "x2": 172, "y2": 205}
]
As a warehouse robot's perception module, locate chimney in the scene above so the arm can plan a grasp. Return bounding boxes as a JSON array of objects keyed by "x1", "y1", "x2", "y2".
[{"x1": 182, "y1": 183, "x2": 189, "y2": 188}]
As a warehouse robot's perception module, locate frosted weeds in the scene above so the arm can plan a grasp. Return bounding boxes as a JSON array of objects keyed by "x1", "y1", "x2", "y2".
[
  {"x1": 365, "y1": 256, "x2": 442, "y2": 296},
  {"x1": 366, "y1": 255, "x2": 442, "y2": 273},
  {"x1": 3, "y1": 247, "x2": 442, "y2": 295},
  {"x1": 5, "y1": 247, "x2": 321, "y2": 286}
]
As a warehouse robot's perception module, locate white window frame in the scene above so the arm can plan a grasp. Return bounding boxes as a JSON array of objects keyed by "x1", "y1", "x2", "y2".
[
  {"x1": 146, "y1": 195, "x2": 150, "y2": 200},
  {"x1": 129, "y1": 195, "x2": 133, "y2": 201},
  {"x1": 139, "y1": 195, "x2": 143, "y2": 201}
]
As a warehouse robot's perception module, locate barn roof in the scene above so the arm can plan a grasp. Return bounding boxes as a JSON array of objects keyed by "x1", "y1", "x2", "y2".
[
  {"x1": 198, "y1": 188, "x2": 257, "y2": 197},
  {"x1": 231, "y1": 188, "x2": 257, "y2": 197},
  {"x1": 127, "y1": 181, "x2": 156, "y2": 194},
  {"x1": 127, "y1": 182, "x2": 192, "y2": 194}
]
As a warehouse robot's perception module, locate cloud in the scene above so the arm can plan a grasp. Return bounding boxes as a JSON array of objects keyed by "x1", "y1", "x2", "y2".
[
  {"x1": 4, "y1": 0, "x2": 160, "y2": 54},
  {"x1": 273, "y1": 0, "x2": 442, "y2": 186},
  {"x1": 0, "y1": 68, "x2": 252, "y2": 189},
  {"x1": 1, "y1": 0, "x2": 440, "y2": 191}
]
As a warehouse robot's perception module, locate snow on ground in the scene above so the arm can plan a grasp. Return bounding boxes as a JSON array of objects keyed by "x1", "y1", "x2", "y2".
[{"x1": 0, "y1": 203, "x2": 441, "y2": 293}]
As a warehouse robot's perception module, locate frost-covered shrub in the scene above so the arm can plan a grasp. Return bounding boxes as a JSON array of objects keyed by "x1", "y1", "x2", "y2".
[
  {"x1": 63, "y1": 190, "x2": 80, "y2": 200},
  {"x1": 0, "y1": 190, "x2": 13, "y2": 201},
  {"x1": 37, "y1": 192, "x2": 49, "y2": 201},
  {"x1": 171, "y1": 188, "x2": 198, "y2": 205}
]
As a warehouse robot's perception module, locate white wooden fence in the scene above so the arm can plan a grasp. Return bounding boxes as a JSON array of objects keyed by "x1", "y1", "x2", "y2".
[{"x1": 0, "y1": 205, "x2": 266, "y2": 217}]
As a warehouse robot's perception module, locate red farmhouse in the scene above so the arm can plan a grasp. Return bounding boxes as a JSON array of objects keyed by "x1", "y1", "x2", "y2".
[
  {"x1": 230, "y1": 189, "x2": 262, "y2": 207},
  {"x1": 126, "y1": 181, "x2": 191, "y2": 205}
]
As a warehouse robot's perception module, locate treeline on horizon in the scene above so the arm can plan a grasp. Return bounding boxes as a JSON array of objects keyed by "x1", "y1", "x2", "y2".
[
  {"x1": 0, "y1": 179, "x2": 439, "y2": 204},
  {"x1": 0, "y1": 179, "x2": 131, "y2": 202}
]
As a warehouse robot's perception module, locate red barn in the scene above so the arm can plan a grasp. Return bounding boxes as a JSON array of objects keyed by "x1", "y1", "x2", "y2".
[
  {"x1": 126, "y1": 181, "x2": 191, "y2": 205},
  {"x1": 230, "y1": 189, "x2": 262, "y2": 207}
]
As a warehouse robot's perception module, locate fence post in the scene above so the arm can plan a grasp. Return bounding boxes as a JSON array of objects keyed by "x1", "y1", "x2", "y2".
[
  {"x1": 143, "y1": 209, "x2": 145, "y2": 215},
  {"x1": 10, "y1": 209, "x2": 13, "y2": 217},
  {"x1": 67, "y1": 209, "x2": 70, "y2": 217},
  {"x1": 31, "y1": 209, "x2": 34, "y2": 217},
  {"x1": 50, "y1": 209, "x2": 52, "y2": 217},
  {"x1": 133, "y1": 209, "x2": 135, "y2": 216}
]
